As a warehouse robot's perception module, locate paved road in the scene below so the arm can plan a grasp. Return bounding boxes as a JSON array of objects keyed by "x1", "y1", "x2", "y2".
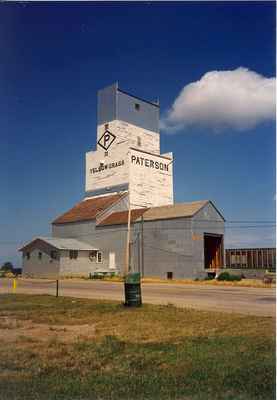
[{"x1": 0, "y1": 278, "x2": 275, "y2": 317}]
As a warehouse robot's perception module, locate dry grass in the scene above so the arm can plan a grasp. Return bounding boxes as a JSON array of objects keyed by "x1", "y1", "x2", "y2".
[
  {"x1": 0, "y1": 294, "x2": 275, "y2": 400},
  {"x1": 16, "y1": 275, "x2": 275, "y2": 288},
  {"x1": 142, "y1": 277, "x2": 274, "y2": 288},
  {"x1": 75, "y1": 275, "x2": 275, "y2": 288},
  {"x1": 0, "y1": 316, "x2": 96, "y2": 343}
]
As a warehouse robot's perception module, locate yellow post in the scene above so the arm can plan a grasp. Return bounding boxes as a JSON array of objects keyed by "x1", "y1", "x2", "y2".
[
  {"x1": 125, "y1": 204, "x2": 132, "y2": 276},
  {"x1": 12, "y1": 279, "x2": 17, "y2": 293}
]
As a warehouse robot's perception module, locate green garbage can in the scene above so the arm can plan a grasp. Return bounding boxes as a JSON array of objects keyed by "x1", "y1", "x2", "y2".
[{"x1": 124, "y1": 272, "x2": 142, "y2": 307}]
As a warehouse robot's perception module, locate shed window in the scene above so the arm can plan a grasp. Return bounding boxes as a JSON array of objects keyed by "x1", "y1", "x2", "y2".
[
  {"x1": 69, "y1": 250, "x2": 78, "y2": 260},
  {"x1": 26, "y1": 252, "x2": 30, "y2": 260},
  {"x1": 51, "y1": 250, "x2": 58, "y2": 260},
  {"x1": 135, "y1": 103, "x2": 140, "y2": 111},
  {"x1": 38, "y1": 252, "x2": 42, "y2": 260},
  {"x1": 97, "y1": 252, "x2": 102, "y2": 263}
]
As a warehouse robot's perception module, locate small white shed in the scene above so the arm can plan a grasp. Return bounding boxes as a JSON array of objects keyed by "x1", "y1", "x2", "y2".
[{"x1": 19, "y1": 237, "x2": 103, "y2": 278}]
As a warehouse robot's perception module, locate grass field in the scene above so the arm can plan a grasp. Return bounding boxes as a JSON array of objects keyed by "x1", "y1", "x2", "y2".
[{"x1": 0, "y1": 294, "x2": 275, "y2": 400}]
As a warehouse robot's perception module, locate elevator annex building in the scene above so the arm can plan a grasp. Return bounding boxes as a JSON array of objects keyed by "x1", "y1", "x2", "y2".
[{"x1": 20, "y1": 83, "x2": 225, "y2": 279}]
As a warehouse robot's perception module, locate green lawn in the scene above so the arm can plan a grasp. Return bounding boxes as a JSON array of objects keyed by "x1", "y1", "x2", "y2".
[{"x1": 0, "y1": 294, "x2": 275, "y2": 400}]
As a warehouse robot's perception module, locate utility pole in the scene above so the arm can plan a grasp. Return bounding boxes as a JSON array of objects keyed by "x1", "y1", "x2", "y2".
[
  {"x1": 141, "y1": 215, "x2": 144, "y2": 277},
  {"x1": 124, "y1": 200, "x2": 148, "y2": 277},
  {"x1": 124, "y1": 201, "x2": 132, "y2": 276}
]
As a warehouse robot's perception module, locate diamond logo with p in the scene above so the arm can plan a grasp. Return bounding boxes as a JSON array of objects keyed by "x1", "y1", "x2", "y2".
[{"x1": 97, "y1": 130, "x2": 116, "y2": 151}]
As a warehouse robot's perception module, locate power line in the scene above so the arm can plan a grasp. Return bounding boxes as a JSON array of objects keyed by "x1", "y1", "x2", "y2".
[
  {"x1": 0, "y1": 223, "x2": 276, "y2": 246},
  {"x1": 226, "y1": 221, "x2": 276, "y2": 224}
]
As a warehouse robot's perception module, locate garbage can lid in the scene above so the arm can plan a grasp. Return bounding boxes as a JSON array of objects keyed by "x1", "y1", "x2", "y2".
[{"x1": 125, "y1": 272, "x2": 141, "y2": 284}]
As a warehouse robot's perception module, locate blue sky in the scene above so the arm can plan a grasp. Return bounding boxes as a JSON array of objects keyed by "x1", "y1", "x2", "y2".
[{"x1": 0, "y1": 2, "x2": 275, "y2": 267}]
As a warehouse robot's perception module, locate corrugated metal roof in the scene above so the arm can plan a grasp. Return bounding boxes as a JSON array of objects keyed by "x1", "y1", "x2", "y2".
[
  {"x1": 98, "y1": 208, "x2": 148, "y2": 226},
  {"x1": 52, "y1": 193, "x2": 125, "y2": 225},
  {"x1": 98, "y1": 200, "x2": 215, "y2": 226},
  {"x1": 19, "y1": 237, "x2": 97, "y2": 251},
  {"x1": 143, "y1": 201, "x2": 210, "y2": 221}
]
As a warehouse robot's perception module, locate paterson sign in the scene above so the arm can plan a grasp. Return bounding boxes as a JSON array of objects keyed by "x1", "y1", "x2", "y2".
[{"x1": 131, "y1": 155, "x2": 169, "y2": 171}]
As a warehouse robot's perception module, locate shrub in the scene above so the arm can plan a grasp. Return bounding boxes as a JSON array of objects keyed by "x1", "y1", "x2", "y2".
[
  {"x1": 217, "y1": 272, "x2": 242, "y2": 281},
  {"x1": 0, "y1": 262, "x2": 14, "y2": 272},
  {"x1": 4, "y1": 271, "x2": 15, "y2": 278}
]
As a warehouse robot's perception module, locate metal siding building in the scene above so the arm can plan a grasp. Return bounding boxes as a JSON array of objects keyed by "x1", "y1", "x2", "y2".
[{"x1": 49, "y1": 199, "x2": 224, "y2": 279}]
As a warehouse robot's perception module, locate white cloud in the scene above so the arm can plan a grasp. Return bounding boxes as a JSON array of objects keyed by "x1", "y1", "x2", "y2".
[{"x1": 161, "y1": 68, "x2": 276, "y2": 132}]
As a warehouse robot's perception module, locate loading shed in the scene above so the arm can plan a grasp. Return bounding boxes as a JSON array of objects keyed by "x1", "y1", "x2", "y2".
[{"x1": 97, "y1": 199, "x2": 225, "y2": 279}]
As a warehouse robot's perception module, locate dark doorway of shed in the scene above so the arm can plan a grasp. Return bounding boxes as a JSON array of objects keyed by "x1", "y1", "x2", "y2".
[{"x1": 204, "y1": 234, "x2": 223, "y2": 269}]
